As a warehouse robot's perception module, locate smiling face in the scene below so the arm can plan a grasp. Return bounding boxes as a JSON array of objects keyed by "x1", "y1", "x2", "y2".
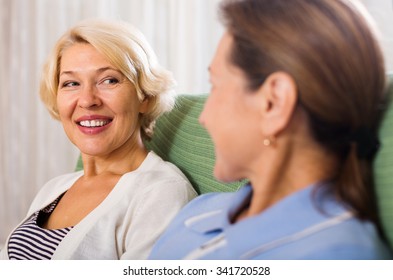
[{"x1": 57, "y1": 43, "x2": 148, "y2": 158}]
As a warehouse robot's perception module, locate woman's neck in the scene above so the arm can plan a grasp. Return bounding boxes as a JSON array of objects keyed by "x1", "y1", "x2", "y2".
[
  {"x1": 238, "y1": 135, "x2": 339, "y2": 222},
  {"x1": 81, "y1": 136, "x2": 148, "y2": 178}
]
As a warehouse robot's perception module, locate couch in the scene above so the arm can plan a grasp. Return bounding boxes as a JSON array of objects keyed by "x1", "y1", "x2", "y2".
[
  {"x1": 76, "y1": 75, "x2": 393, "y2": 250},
  {"x1": 374, "y1": 74, "x2": 393, "y2": 249}
]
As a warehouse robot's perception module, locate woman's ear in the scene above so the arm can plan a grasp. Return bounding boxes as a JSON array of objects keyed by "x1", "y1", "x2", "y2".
[
  {"x1": 258, "y1": 72, "x2": 298, "y2": 136},
  {"x1": 139, "y1": 96, "x2": 150, "y2": 114}
]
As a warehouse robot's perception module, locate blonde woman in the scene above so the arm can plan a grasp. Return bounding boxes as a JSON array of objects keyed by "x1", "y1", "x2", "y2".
[{"x1": 0, "y1": 19, "x2": 196, "y2": 260}]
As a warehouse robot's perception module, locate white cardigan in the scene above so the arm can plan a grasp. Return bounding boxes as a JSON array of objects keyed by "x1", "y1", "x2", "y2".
[{"x1": 0, "y1": 152, "x2": 197, "y2": 259}]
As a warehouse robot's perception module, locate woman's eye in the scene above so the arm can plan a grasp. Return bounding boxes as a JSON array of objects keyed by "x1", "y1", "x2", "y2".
[
  {"x1": 102, "y1": 78, "x2": 119, "y2": 85},
  {"x1": 62, "y1": 81, "x2": 79, "y2": 88}
]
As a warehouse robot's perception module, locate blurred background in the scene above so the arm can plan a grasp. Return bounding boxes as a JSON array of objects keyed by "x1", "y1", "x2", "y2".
[{"x1": 0, "y1": 0, "x2": 392, "y2": 247}]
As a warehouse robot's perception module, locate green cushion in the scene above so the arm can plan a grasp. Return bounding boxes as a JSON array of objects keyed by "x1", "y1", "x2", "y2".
[
  {"x1": 144, "y1": 94, "x2": 243, "y2": 194},
  {"x1": 76, "y1": 154, "x2": 83, "y2": 172},
  {"x1": 374, "y1": 73, "x2": 393, "y2": 248}
]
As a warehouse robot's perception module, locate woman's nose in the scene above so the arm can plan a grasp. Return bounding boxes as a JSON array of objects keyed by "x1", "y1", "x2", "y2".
[{"x1": 78, "y1": 85, "x2": 102, "y2": 108}]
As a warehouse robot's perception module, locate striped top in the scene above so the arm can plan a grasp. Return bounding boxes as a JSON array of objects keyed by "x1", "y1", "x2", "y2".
[{"x1": 8, "y1": 195, "x2": 72, "y2": 260}]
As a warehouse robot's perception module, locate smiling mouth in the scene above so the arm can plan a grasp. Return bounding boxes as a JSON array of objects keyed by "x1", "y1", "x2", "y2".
[{"x1": 78, "y1": 119, "x2": 112, "y2": 128}]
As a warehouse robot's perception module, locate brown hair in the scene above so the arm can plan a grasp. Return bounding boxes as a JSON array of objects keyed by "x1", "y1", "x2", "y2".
[{"x1": 220, "y1": 0, "x2": 387, "y2": 227}]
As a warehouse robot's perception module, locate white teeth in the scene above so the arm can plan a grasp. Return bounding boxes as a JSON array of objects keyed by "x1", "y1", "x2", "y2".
[{"x1": 79, "y1": 120, "x2": 109, "y2": 127}]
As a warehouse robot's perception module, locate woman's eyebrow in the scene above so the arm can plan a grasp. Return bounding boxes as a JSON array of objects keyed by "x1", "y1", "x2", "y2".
[{"x1": 59, "y1": 66, "x2": 121, "y2": 77}]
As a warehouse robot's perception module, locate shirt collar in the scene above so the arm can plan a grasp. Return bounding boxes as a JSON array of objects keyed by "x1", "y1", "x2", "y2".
[
  {"x1": 224, "y1": 183, "x2": 351, "y2": 257},
  {"x1": 183, "y1": 182, "x2": 349, "y2": 236},
  {"x1": 184, "y1": 184, "x2": 253, "y2": 233}
]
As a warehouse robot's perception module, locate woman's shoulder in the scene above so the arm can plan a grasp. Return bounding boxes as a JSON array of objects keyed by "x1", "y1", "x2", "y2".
[
  {"x1": 300, "y1": 218, "x2": 392, "y2": 259},
  {"x1": 331, "y1": 218, "x2": 392, "y2": 259},
  {"x1": 168, "y1": 189, "x2": 240, "y2": 223},
  {"x1": 137, "y1": 151, "x2": 190, "y2": 182},
  {"x1": 39, "y1": 171, "x2": 83, "y2": 194},
  {"x1": 28, "y1": 171, "x2": 83, "y2": 213},
  {"x1": 119, "y1": 151, "x2": 198, "y2": 200},
  {"x1": 148, "y1": 189, "x2": 247, "y2": 259}
]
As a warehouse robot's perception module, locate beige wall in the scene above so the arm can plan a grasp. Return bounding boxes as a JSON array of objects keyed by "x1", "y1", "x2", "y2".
[{"x1": 363, "y1": 0, "x2": 393, "y2": 72}]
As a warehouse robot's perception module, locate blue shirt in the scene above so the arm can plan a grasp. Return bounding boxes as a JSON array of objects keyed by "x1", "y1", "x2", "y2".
[{"x1": 149, "y1": 184, "x2": 392, "y2": 259}]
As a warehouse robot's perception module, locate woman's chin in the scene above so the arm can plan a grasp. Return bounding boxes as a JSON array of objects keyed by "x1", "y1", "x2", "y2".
[{"x1": 213, "y1": 165, "x2": 239, "y2": 183}]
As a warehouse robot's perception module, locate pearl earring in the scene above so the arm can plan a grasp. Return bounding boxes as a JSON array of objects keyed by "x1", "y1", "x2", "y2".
[
  {"x1": 263, "y1": 138, "x2": 271, "y2": 146},
  {"x1": 263, "y1": 136, "x2": 276, "y2": 146}
]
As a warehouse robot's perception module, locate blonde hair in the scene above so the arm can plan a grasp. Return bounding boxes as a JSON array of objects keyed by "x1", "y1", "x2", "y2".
[{"x1": 40, "y1": 19, "x2": 176, "y2": 140}]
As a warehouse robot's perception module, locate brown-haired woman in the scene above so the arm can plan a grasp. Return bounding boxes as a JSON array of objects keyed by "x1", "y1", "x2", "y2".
[{"x1": 149, "y1": 0, "x2": 392, "y2": 259}]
